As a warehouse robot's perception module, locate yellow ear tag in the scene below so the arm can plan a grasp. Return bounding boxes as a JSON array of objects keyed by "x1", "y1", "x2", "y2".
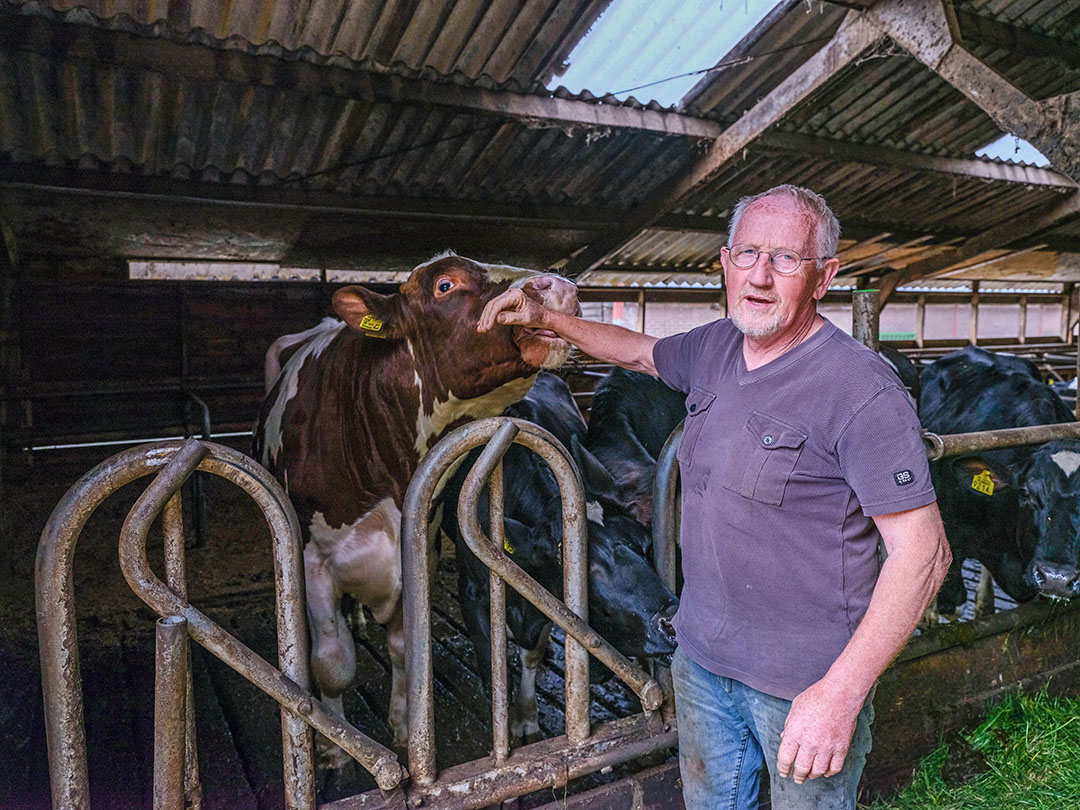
[
  {"x1": 503, "y1": 538, "x2": 516, "y2": 555},
  {"x1": 359, "y1": 315, "x2": 383, "y2": 332},
  {"x1": 971, "y1": 470, "x2": 995, "y2": 496}
]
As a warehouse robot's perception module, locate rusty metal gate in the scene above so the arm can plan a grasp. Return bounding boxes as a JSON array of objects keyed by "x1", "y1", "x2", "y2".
[{"x1": 36, "y1": 416, "x2": 679, "y2": 810}]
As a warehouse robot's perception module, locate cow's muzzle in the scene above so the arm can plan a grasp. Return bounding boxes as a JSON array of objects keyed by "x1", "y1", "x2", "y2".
[
  {"x1": 1026, "y1": 560, "x2": 1080, "y2": 600},
  {"x1": 644, "y1": 603, "x2": 678, "y2": 665}
]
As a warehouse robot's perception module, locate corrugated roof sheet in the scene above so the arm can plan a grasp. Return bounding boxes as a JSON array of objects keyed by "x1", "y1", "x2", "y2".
[{"x1": 2, "y1": 0, "x2": 1079, "y2": 284}]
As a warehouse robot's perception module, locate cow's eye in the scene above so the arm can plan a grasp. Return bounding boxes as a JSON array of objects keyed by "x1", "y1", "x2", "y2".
[{"x1": 435, "y1": 277, "x2": 454, "y2": 295}]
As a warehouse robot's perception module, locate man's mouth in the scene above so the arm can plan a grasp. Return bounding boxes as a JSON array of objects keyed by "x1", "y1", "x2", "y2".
[{"x1": 741, "y1": 293, "x2": 776, "y2": 307}]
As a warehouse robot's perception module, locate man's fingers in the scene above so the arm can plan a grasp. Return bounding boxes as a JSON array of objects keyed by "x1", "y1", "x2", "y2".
[
  {"x1": 824, "y1": 749, "x2": 847, "y2": 778},
  {"x1": 790, "y1": 749, "x2": 817, "y2": 784},
  {"x1": 478, "y1": 289, "x2": 523, "y2": 332},
  {"x1": 776, "y1": 735, "x2": 798, "y2": 779}
]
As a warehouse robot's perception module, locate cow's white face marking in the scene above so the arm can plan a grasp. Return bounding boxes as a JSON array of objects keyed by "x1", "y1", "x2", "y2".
[
  {"x1": 587, "y1": 500, "x2": 605, "y2": 526},
  {"x1": 262, "y1": 318, "x2": 345, "y2": 466},
  {"x1": 1052, "y1": 450, "x2": 1080, "y2": 477},
  {"x1": 412, "y1": 374, "x2": 537, "y2": 455}
]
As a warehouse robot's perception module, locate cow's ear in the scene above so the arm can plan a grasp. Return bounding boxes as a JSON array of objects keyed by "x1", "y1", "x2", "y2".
[
  {"x1": 950, "y1": 457, "x2": 1015, "y2": 498},
  {"x1": 333, "y1": 286, "x2": 400, "y2": 339},
  {"x1": 570, "y1": 436, "x2": 630, "y2": 513}
]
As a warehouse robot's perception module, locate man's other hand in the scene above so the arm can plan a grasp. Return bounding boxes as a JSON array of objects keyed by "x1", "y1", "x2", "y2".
[{"x1": 776, "y1": 678, "x2": 860, "y2": 784}]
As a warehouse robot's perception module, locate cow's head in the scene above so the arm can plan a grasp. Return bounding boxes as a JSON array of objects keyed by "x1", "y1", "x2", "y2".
[
  {"x1": 332, "y1": 253, "x2": 578, "y2": 400},
  {"x1": 1018, "y1": 442, "x2": 1080, "y2": 600},
  {"x1": 941, "y1": 447, "x2": 1080, "y2": 603}
]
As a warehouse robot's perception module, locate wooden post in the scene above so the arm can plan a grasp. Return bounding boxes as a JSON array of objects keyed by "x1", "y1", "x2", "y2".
[
  {"x1": 636, "y1": 290, "x2": 646, "y2": 333},
  {"x1": 1018, "y1": 294, "x2": 1028, "y2": 345},
  {"x1": 915, "y1": 294, "x2": 926, "y2": 348},
  {"x1": 1061, "y1": 283, "x2": 1075, "y2": 344},
  {"x1": 969, "y1": 281, "x2": 980, "y2": 346},
  {"x1": 853, "y1": 289, "x2": 881, "y2": 352}
]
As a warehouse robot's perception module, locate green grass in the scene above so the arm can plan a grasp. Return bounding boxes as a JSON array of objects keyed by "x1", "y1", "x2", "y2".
[{"x1": 862, "y1": 688, "x2": 1080, "y2": 809}]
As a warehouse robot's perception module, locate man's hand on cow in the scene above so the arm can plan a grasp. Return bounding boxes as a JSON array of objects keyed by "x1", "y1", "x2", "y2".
[
  {"x1": 776, "y1": 678, "x2": 861, "y2": 785},
  {"x1": 478, "y1": 288, "x2": 549, "y2": 333}
]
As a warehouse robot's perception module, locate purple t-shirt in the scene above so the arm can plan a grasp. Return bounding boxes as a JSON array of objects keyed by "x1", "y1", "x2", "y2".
[{"x1": 653, "y1": 318, "x2": 935, "y2": 700}]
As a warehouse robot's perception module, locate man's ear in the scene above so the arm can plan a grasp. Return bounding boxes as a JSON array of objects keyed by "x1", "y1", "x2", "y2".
[
  {"x1": 333, "y1": 286, "x2": 399, "y2": 339},
  {"x1": 813, "y1": 257, "x2": 840, "y2": 300}
]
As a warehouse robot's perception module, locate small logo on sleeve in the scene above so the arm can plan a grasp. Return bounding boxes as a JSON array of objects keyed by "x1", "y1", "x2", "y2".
[{"x1": 893, "y1": 470, "x2": 915, "y2": 486}]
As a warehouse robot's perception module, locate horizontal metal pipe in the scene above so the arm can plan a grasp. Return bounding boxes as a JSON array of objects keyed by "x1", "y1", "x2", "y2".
[
  {"x1": 922, "y1": 421, "x2": 1080, "y2": 460},
  {"x1": 323, "y1": 713, "x2": 674, "y2": 810}
]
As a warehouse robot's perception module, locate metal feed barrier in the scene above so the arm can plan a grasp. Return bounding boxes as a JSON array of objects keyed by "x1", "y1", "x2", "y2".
[
  {"x1": 37, "y1": 405, "x2": 1080, "y2": 810},
  {"x1": 36, "y1": 419, "x2": 678, "y2": 810},
  {"x1": 36, "y1": 439, "x2": 403, "y2": 810}
]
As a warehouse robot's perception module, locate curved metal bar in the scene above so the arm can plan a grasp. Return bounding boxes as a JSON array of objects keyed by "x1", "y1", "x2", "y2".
[
  {"x1": 117, "y1": 439, "x2": 404, "y2": 794},
  {"x1": 457, "y1": 422, "x2": 664, "y2": 716},
  {"x1": 402, "y1": 417, "x2": 665, "y2": 784},
  {"x1": 36, "y1": 438, "x2": 405, "y2": 809},
  {"x1": 651, "y1": 421, "x2": 683, "y2": 721},
  {"x1": 652, "y1": 422, "x2": 683, "y2": 591},
  {"x1": 922, "y1": 421, "x2": 1080, "y2": 461}
]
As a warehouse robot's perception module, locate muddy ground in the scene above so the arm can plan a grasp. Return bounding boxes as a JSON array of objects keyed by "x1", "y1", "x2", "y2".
[{"x1": 1, "y1": 439, "x2": 671, "y2": 809}]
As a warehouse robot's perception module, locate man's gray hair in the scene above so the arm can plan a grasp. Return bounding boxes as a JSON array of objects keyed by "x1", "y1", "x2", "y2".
[{"x1": 727, "y1": 184, "x2": 840, "y2": 260}]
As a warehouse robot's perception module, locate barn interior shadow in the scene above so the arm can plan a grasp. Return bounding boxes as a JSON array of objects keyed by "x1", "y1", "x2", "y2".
[{"x1": 1, "y1": 438, "x2": 660, "y2": 810}]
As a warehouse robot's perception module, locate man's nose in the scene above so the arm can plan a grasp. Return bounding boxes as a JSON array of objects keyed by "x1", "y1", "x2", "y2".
[{"x1": 746, "y1": 252, "x2": 775, "y2": 284}]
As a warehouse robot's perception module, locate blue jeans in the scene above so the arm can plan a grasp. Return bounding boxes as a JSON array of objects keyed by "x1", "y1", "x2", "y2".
[{"x1": 671, "y1": 647, "x2": 874, "y2": 810}]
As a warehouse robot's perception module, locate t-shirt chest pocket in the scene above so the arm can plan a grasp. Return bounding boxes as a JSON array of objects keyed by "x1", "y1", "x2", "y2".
[
  {"x1": 720, "y1": 412, "x2": 807, "y2": 506},
  {"x1": 675, "y1": 387, "x2": 716, "y2": 470}
]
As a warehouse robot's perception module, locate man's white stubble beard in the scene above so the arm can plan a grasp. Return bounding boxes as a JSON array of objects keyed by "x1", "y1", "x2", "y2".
[{"x1": 730, "y1": 298, "x2": 783, "y2": 338}]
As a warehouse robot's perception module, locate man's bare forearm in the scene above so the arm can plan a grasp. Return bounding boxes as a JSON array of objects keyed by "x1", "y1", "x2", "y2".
[{"x1": 543, "y1": 311, "x2": 659, "y2": 375}]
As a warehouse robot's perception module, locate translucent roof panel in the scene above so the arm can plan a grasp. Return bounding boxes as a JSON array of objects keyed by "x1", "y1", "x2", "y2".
[{"x1": 548, "y1": 0, "x2": 779, "y2": 107}]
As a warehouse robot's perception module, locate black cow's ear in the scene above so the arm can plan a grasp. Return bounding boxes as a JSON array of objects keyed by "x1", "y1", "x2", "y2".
[
  {"x1": 950, "y1": 456, "x2": 1015, "y2": 497},
  {"x1": 570, "y1": 436, "x2": 628, "y2": 511},
  {"x1": 333, "y1": 286, "x2": 400, "y2": 339}
]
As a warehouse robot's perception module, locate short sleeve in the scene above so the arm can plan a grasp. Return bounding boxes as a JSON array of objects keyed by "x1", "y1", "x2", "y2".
[
  {"x1": 653, "y1": 322, "x2": 717, "y2": 393},
  {"x1": 837, "y1": 386, "x2": 936, "y2": 516}
]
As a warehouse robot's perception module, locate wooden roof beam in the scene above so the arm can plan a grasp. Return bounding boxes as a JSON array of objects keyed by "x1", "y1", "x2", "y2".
[
  {"x1": 875, "y1": 191, "x2": 1080, "y2": 301},
  {"x1": 758, "y1": 131, "x2": 1075, "y2": 187},
  {"x1": 869, "y1": 0, "x2": 1080, "y2": 181},
  {"x1": 560, "y1": 10, "x2": 882, "y2": 275}
]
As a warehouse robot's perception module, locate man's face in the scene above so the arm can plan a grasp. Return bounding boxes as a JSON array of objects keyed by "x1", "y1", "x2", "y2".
[{"x1": 722, "y1": 195, "x2": 838, "y2": 342}]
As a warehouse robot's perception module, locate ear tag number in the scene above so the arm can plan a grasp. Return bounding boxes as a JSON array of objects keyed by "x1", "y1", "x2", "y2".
[
  {"x1": 359, "y1": 315, "x2": 383, "y2": 332},
  {"x1": 971, "y1": 470, "x2": 995, "y2": 496},
  {"x1": 503, "y1": 538, "x2": 516, "y2": 555}
]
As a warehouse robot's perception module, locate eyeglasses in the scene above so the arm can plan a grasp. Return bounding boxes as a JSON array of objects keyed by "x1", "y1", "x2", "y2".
[{"x1": 725, "y1": 244, "x2": 826, "y2": 275}]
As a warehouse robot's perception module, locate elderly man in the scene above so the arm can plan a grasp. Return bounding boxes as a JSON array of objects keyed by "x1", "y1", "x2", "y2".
[{"x1": 478, "y1": 184, "x2": 950, "y2": 810}]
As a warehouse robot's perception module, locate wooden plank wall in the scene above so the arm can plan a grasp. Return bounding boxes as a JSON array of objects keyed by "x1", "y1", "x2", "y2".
[{"x1": 5, "y1": 280, "x2": 360, "y2": 447}]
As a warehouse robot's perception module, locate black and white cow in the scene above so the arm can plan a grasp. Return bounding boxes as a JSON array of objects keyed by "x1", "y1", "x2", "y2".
[
  {"x1": 920, "y1": 346, "x2": 1080, "y2": 614},
  {"x1": 441, "y1": 372, "x2": 679, "y2": 741},
  {"x1": 583, "y1": 368, "x2": 686, "y2": 529}
]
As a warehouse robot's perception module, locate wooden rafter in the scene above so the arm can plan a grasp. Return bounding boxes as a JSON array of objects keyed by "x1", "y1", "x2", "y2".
[
  {"x1": 559, "y1": 10, "x2": 883, "y2": 275},
  {"x1": 875, "y1": 191, "x2": 1080, "y2": 301},
  {"x1": 869, "y1": 0, "x2": 1080, "y2": 181},
  {"x1": 758, "y1": 131, "x2": 1075, "y2": 187},
  {"x1": 954, "y1": 8, "x2": 1080, "y2": 71}
]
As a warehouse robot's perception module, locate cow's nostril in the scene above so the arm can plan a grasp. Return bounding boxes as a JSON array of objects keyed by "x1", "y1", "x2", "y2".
[{"x1": 1031, "y1": 567, "x2": 1047, "y2": 587}]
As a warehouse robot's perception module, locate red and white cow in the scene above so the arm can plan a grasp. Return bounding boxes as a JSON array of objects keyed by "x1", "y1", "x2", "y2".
[{"x1": 254, "y1": 253, "x2": 578, "y2": 772}]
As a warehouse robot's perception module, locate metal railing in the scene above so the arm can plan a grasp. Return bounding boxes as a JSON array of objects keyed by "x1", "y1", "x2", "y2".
[
  {"x1": 390, "y1": 416, "x2": 676, "y2": 809},
  {"x1": 36, "y1": 438, "x2": 405, "y2": 810}
]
